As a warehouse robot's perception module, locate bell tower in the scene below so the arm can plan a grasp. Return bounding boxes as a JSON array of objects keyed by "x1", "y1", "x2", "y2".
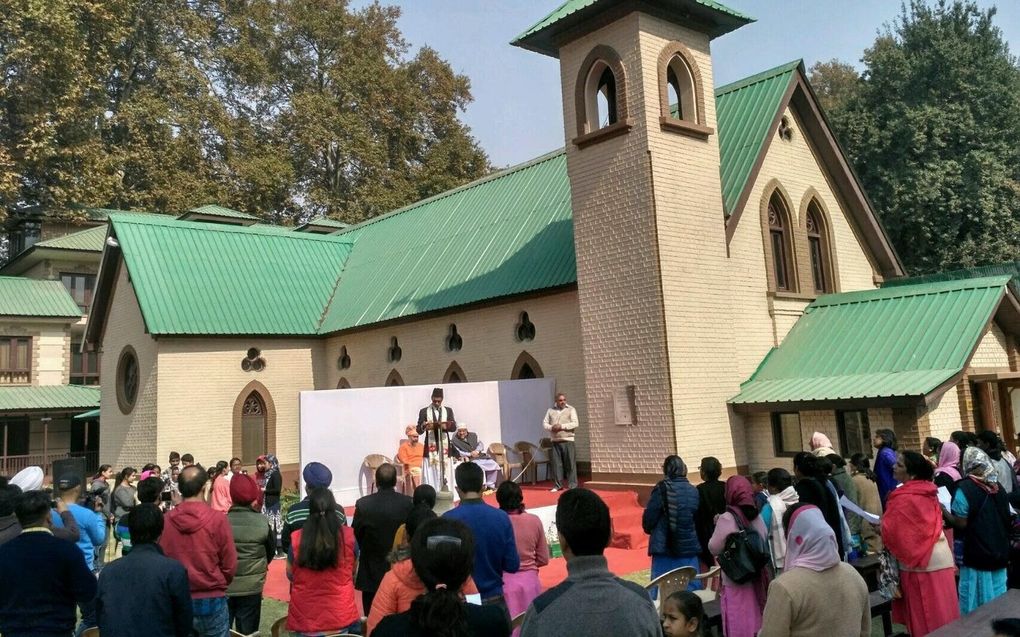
[{"x1": 513, "y1": 1, "x2": 753, "y2": 484}]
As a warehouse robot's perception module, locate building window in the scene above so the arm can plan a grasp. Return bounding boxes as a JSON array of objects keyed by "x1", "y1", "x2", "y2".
[
  {"x1": 511, "y1": 351, "x2": 544, "y2": 380},
  {"x1": 444, "y1": 361, "x2": 466, "y2": 383},
  {"x1": 446, "y1": 324, "x2": 463, "y2": 352},
  {"x1": 337, "y1": 377, "x2": 351, "y2": 389},
  {"x1": 778, "y1": 116, "x2": 794, "y2": 141},
  {"x1": 516, "y1": 312, "x2": 536, "y2": 342},
  {"x1": 241, "y1": 348, "x2": 266, "y2": 372},
  {"x1": 388, "y1": 337, "x2": 402, "y2": 363},
  {"x1": 837, "y1": 410, "x2": 871, "y2": 459},
  {"x1": 116, "y1": 346, "x2": 139, "y2": 414},
  {"x1": 11, "y1": 221, "x2": 40, "y2": 255},
  {"x1": 60, "y1": 273, "x2": 96, "y2": 312},
  {"x1": 0, "y1": 418, "x2": 29, "y2": 457},
  {"x1": 0, "y1": 337, "x2": 31, "y2": 384},
  {"x1": 767, "y1": 193, "x2": 795, "y2": 292},
  {"x1": 240, "y1": 392, "x2": 266, "y2": 464},
  {"x1": 806, "y1": 202, "x2": 833, "y2": 294},
  {"x1": 385, "y1": 369, "x2": 404, "y2": 386},
  {"x1": 771, "y1": 412, "x2": 802, "y2": 457},
  {"x1": 337, "y1": 346, "x2": 351, "y2": 370},
  {"x1": 585, "y1": 63, "x2": 618, "y2": 131},
  {"x1": 70, "y1": 341, "x2": 100, "y2": 385},
  {"x1": 665, "y1": 55, "x2": 697, "y2": 122}
]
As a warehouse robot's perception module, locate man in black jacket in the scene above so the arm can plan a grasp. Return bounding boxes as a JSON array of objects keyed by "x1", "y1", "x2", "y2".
[
  {"x1": 97, "y1": 504, "x2": 192, "y2": 637},
  {"x1": 352, "y1": 463, "x2": 413, "y2": 614}
]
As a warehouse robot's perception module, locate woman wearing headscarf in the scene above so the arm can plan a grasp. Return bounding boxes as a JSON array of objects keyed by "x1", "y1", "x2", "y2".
[
  {"x1": 872, "y1": 429, "x2": 899, "y2": 507},
  {"x1": 708, "y1": 476, "x2": 769, "y2": 637},
  {"x1": 643, "y1": 455, "x2": 701, "y2": 594},
  {"x1": 882, "y1": 451, "x2": 958, "y2": 636},
  {"x1": 255, "y1": 454, "x2": 283, "y2": 558},
  {"x1": 933, "y1": 440, "x2": 963, "y2": 555},
  {"x1": 809, "y1": 432, "x2": 836, "y2": 458},
  {"x1": 944, "y1": 446, "x2": 1012, "y2": 613},
  {"x1": 759, "y1": 504, "x2": 870, "y2": 637},
  {"x1": 848, "y1": 454, "x2": 882, "y2": 554}
]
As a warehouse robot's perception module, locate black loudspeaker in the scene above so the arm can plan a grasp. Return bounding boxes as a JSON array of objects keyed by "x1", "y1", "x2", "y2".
[{"x1": 52, "y1": 456, "x2": 87, "y2": 488}]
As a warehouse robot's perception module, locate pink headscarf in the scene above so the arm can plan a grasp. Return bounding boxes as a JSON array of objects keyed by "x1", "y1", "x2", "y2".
[
  {"x1": 810, "y1": 432, "x2": 833, "y2": 450},
  {"x1": 784, "y1": 505, "x2": 840, "y2": 572},
  {"x1": 935, "y1": 441, "x2": 962, "y2": 481},
  {"x1": 725, "y1": 475, "x2": 756, "y2": 526}
]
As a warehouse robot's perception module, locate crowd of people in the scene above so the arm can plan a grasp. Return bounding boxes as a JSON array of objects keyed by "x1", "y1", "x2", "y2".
[
  {"x1": 1, "y1": 426, "x2": 1019, "y2": 637},
  {"x1": 642, "y1": 429, "x2": 1020, "y2": 637}
]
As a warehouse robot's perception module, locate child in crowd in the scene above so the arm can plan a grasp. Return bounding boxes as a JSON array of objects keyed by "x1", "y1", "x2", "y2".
[{"x1": 661, "y1": 591, "x2": 704, "y2": 637}]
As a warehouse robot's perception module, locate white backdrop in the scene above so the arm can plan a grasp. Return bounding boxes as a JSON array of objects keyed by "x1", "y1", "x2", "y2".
[{"x1": 299, "y1": 378, "x2": 555, "y2": 505}]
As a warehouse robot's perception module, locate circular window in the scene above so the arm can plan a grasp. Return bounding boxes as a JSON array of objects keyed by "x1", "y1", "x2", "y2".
[{"x1": 116, "y1": 346, "x2": 139, "y2": 414}]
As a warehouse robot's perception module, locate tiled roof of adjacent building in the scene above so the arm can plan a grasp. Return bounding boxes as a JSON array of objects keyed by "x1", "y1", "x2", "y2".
[
  {"x1": 0, "y1": 385, "x2": 100, "y2": 412},
  {"x1": 0, "y1": 277, "x2": 82, "y2": 318},
  {"x1": 729, "y1": 276, "x2": 1016, "y2": 406}
]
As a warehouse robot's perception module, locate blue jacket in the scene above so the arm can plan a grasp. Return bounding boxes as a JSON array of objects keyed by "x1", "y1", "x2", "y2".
[
  {"x1": 0, "y1": 529, "x2": 97, "y2": 637},
  {"x1": 642, "y1": 477, "x2": 700, "y2": 557},
  {"x1": 443, "y1": 499, "x2": 520, "y2": 598},
  {"x1": 96, "y1": 543, "x2": 192, "y2": 637},
  {"x1": 51, "y1": 504, "x2": 105, "y2": 571},
  {"x1": 875, "y1": 447, "x2": 898, "y2": 508}
]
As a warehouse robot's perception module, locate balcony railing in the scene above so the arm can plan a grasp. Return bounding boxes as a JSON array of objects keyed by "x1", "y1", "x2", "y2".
[
  {"x1": 0, "y1": 450, "x2": 99, "y2": 477},
  {"x1": 0, "y1": 371, "x2": 31, "y2": 384}
]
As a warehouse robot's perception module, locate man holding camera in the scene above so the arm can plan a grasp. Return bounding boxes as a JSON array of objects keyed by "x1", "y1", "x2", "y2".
[{"x1": 50, "y1": 474, "x2": 106, "y2": 636}]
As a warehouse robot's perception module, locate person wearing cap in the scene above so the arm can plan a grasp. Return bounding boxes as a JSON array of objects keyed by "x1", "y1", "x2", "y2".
[
  {"x1": 226, "y1": 474, "x2": 275, "y2": 635},
  {"x1": 281, "y1": 462, "x2": 347, "y2": 555},
  {"x1": 0, "y1": 469, "x2": 80, "y2": 545},
  {"x1": 96, "y1": 504, "x2": 192, "y2": 637},
  {"x1": 450, "y1": 423, "x2": 501, "y2": 493},
  {"x1": 416, "y1": 387, "x2": 458, "y2": 491},
  {"x1": 395, "y1": 425, "x2": 425, "y2": 493},
  {"x1": 0, "y1": 491, "x2": 97, "y2": 637},
  {"x1": 49, "y1": 473, "x2": 105, "y2": 635}
]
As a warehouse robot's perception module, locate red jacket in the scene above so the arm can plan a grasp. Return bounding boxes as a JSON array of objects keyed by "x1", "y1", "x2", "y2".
[
  {"x1": 160, "y1": 500, "x2": 237, "y2": 598},
  {"x1": 288, "y1": 526, "x2": 359, "y2": 633}
]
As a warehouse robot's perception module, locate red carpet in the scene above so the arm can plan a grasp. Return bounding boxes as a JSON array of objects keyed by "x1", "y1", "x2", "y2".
[{"x1": 265, "y1": 481, "x2": 651, "y2": 603}]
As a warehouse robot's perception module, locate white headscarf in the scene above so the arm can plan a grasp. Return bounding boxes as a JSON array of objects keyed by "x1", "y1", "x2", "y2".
[{"x1": 10, "y1": 466, "x2": 44, "y2": 491}]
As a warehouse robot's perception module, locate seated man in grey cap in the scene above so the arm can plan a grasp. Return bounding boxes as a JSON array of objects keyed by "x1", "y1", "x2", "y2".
[
  {"x1": 450, "y1": 423, "x2": 501, "y2": 493},
  {"x1": 280, "y1": 462, "x2": 346, "y2": 555}
]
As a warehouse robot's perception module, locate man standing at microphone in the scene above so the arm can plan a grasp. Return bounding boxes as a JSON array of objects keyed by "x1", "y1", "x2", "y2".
[{"x1": 416, "y1": 388, "x2": 457, "y2": 489}]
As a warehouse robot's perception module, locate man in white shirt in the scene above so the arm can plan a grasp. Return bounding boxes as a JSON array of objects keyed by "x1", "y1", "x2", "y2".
[{"x1": 543, "y1": 393, "x2": 579, "y2": 491}]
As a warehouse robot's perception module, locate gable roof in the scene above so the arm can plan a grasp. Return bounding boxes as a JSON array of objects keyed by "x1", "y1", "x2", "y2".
[
  {"x1": 729, "y1": 276, "x2": 1017, "y2": 409},
  {"x1": 298, "y1": 216, "x2": 349, "y2": 231},
  {"x1": 35, "y1": 225, "x2": 109, "y2": 252},
  {"x1": 716, "y1": 60, "x2": 801, "y2": 216},
  {"x1": 883, "y1": 261, "x2": 1020, "y2": 297},
  {"x1": 512, "y1": 0, "x2": 753, "y2": 56},
  {"x1": 178, "y1": 204, "x2": 260, "y2": 225},
  {"x1": 90, "y1": 215, "x2": 353, "y2": 336},
  {"x1": 0, "y1": 277, "x2": 82, "y2": 318}
]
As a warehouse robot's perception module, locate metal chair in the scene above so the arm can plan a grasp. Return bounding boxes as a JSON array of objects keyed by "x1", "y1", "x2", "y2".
[
  {"x1": 363, "y1": 453, "x2": 393, "y2": 493},
  {"x1": 644, "y1": 565, "x2": 697, "y2": 603},
  {"x1": 513, "y1": 441, "x2": 550, "y2": 484}
]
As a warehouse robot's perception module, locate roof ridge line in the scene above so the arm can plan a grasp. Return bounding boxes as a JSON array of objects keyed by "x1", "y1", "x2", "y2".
[
  {"x1": 336, "y1": 148, "x2": 567, "y2": 234},
  {"x1": 108, "y1": 214, "x2": 354, "y2": 245},
  {"x1": 810, "y1": 275, "x2": 1012, "y2": 308},
  {"x1": 315, "y1": 242, "x2": 357, "y2": 334},
  {"x1": 715, "y1": 59, "x2": 802, "y2": 96}
]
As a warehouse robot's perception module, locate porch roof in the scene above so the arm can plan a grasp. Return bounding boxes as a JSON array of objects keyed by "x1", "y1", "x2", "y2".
[
  {"x1": 729, "y1": 276, "x2": 1018, "y2": 409},
  {"x1": 0, "y1": 385, "x2": 100, "y2": 413}
]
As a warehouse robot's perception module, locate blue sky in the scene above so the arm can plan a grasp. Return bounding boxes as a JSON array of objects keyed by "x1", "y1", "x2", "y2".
[{"x1": 351, "y1": 1, "x2": 1020, "y2": 168}]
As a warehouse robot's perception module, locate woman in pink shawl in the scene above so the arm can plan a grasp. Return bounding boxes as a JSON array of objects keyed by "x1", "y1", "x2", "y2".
[
  {"x1": 708, "y1": 476, "x2": 769, "y2": 637},
  {"x1": 809, "y1": 432, "x2": 836, "y2": 458},
  {"x1": 759, "y1": 505, "x2": 871, "y2": 636}
]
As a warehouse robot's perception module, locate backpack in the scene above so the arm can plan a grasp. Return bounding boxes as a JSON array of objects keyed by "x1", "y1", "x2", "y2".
[{"x1": 717, "y1": 507, "x2": 770, "y2": 584}]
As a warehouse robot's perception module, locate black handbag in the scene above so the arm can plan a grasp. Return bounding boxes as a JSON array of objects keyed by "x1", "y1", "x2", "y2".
[{"x1": 717, "y1": 507, "x2": 770, "y2": 584}]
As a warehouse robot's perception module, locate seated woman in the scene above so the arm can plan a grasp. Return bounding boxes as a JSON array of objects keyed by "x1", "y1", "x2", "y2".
[
  {"x1": 373, "y1": 518, "x2": 510, "y2": 637},
  {"x1": 758, "y1": 504, "x2": 870, "y2": 637},
  {"x1": 450, "y1": 423, "x2": 501, "y2": 492},
  {"x1": 396, "y1": 425, "x2": 425, "y2": 493}
]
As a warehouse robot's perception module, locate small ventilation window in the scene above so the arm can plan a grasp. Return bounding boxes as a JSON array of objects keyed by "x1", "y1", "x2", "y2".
[
  {"x1": 388, "y1": 337, "x2": 402, "y2": 363},
  {"x1": 446, "y1": 324, "x2": 463, "y2": 352},
  {"x1": 337, "y1": 346, "x2": 351, "y2": 370},
  {"x1": 241, "y1": 348, "x2": 266, "y2": 372},
  {"x1": 516, "y1": 312, "x2": 536, "y2": 342},
  {"x1": 778, "y1": 116, "x2": 794, "y2": 141}
]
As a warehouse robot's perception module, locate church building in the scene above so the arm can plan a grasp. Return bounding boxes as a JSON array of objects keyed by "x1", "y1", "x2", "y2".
[{"x1": 80, "y1": 0, "x2": 1020, "y2": 487}]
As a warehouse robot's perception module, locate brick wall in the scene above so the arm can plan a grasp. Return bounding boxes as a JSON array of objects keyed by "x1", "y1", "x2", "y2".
[
  {"x1": 971, "y1": 323, "x2": 1011, "y2": 368},
  {"x1": 98, "y1": 262, "x2": 159, "y2": 468},
  {"x1": 926, "y1": 384, "x2": 964, "y2": 441}
]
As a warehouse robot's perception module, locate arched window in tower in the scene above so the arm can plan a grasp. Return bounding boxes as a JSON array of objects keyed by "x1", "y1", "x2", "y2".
[
  {"x1": 585, "y1": 62, "x2": 618, "y2": 132},
  {"x1": 806, "y1": 201, "x2": 834, "y2": 294},
  {"x1": 511, "y1": 351, "x2": 544, "y2": 380},
  {"x1": 666, "y1": 55, "x2": 697, "y2": 122},
  {"x1": 767, "y1": 193, "x2": 796, "y2": 292},
  {"x1": 241, "y1": 392, "x2": 266, "y2": 464}
]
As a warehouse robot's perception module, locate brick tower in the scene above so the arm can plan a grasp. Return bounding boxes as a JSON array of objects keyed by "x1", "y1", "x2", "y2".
[{"x1": 514, "y1": 1, "x2": 752, "y2": 485}]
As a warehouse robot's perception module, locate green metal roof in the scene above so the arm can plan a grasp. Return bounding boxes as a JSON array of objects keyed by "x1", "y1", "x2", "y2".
[
  {"x1": 35, "y1": 225, "x2": 108, "y2": 252},
  {"x1": 884, "y1": 261, "x2": 1020, "y2": 296},
  {"x1": 512, "y1": 0, "x2": 753, "y2": 56},
  {"x1": 320, "y1": 150, "x2": 574, "y2": 332},
  {"x1": 73, "y1": 408, "x2": 100, "y2": 420},
  {"x1": 716, "y1": 60, "x2": 801, "y2": 216},
  {"x1": 0, "y1": 385, "x2": 100, "y2": 412},
  {"x1": 181, "y1": 204, "x2": 260, "y2": 221},
  {"x1": 302, "y1": 216, "x2": 349, "y2": 229},
  {"x1": 110, "y1": 214, "x2": 353, "y2": 335},
  {"x1": 0, "y1": 277, "x2": 82, "y2": 318},
  {"x1": 730, "y1": 276, "x2": 1012, "y2": 406}
]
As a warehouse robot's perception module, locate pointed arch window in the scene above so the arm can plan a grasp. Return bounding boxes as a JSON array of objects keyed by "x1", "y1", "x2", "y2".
[
  {"x1": 585, "y1": 63, "x2": 617, "y2": 132},
  {"x1": 666, "y1": 56, "x2": 697, "y2": 122},
  {"x1": 573, "y1": 46, "x2": 630, "y2": 148},
  {"x1": 444, "y1": 361, "x2": 466, "y2": 383},
  {"x1": 511, "y1": 351, "x2": 544, "y2": 380},
  {"x1": 806, "y1": 202, "x2": 833, "y2": 293},
  {"x1": 767, "y1": 193, "x2": 796, "y2": 292},
  {"x1": 240, "y1": 392, "x2": 266, "y2": 464},
  {"x1": 656, "y1": 42, "x2": 711, "y2": 139},
  {"x1": 337, "y1": 377, "x2": 351, "y2": 389},
  {"x1": 385, "y1": 369, "x2": 404, "y2": 386}
]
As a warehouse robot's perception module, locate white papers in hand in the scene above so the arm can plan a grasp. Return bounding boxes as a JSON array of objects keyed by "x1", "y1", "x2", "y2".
[
  {"x1": 840, "y1": 494, "x2": 881, "y2": 525},
  {"x1": 936, "y1": 486, "x2": 952, "y2": 510}
]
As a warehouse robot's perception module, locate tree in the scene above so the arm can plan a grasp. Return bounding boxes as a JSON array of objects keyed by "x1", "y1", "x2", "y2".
[
  {"x1": 1, "y1": 0, "x2": 489, "y2": 226},
  {"x1": 808, "y1": 60, "x2": 861, "y2": 116},
  {"x1": 827, "y1": 1, "x2": 1020, "y2": 275}
]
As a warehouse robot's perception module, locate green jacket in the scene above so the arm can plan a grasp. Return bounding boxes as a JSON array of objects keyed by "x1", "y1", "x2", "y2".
[{"x1": 226, "y1": 506, "x2": 275, "y2": 597}]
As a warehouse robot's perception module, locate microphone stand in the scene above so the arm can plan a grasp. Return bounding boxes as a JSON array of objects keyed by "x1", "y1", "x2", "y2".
[{"x1": 430, "y1": 419, "x2": 455, "y2": 513}]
